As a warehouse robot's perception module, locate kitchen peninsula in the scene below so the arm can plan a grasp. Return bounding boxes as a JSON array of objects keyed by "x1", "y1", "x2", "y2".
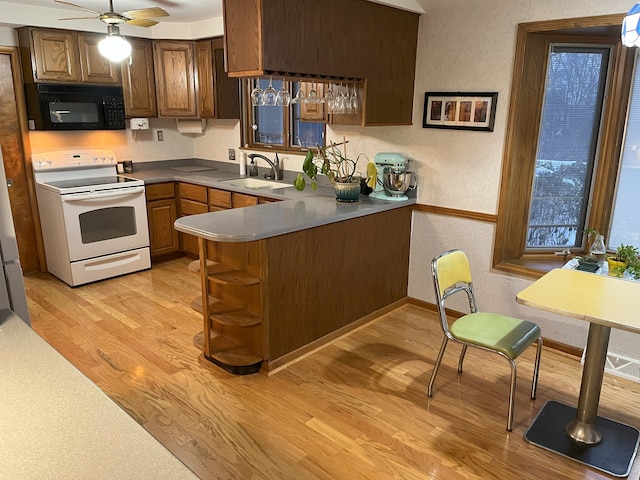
[{"x1": 149, "y1": 162, "x2": 415, "y2": 374}]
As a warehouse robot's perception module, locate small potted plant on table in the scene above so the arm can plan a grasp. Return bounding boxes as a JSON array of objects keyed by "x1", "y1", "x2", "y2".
[
  {"x1": 294, "y1": 138, "x2": 377, "y2": 203},
  {"x1": 574, "y1": 228, "x2": 606, "y2": 272}
]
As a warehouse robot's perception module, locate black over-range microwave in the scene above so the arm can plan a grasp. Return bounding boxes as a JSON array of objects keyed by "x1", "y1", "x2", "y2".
[{"x1": 23, "y1": 83, "x2": 126, "y2": 131}]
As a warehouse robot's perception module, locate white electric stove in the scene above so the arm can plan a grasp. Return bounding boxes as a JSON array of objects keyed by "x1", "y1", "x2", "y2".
[{"x1": 32, "y1": 150, "x2": 150, "y2": 286}]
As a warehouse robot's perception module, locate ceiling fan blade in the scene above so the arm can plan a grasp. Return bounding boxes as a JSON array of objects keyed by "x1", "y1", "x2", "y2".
[
  {"x1": 125, "y1": 18, "x2": 158, "y2": 27},
  {"x1": 122, "y1": 7, "x2": 169, "y2": 19},
  {"x1": 59, "y1": 16, "x2": 99, "y2": 20},
  {"x1": 53, "y1": 0, "x2": 100, "y2": 15}
]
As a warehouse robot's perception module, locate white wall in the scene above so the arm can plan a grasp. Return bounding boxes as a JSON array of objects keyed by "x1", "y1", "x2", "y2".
[{"x1": 3, "y1": 0, "x2": 638, "y2": 357}]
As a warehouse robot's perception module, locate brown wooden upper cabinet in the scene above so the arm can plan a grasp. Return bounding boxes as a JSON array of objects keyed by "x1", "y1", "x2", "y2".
[
  {"x1": 121, "y1": 37, "x2": 157, "y2": 117},
  {"x1": 18, "y1": 27, "x2": 119, "y2": 84},
  {"x1": 222, "y1": 0, "x2": 419, "y2": 126},
  {"x1": 154, "y1": 38, "x2": 240, "y2": 119},
  {"x1": 195, "y1": 37, "x2": 240, "y2": 119},
  {"x1": 153, "y1": 40, "x2": 198, "y2": 117}
]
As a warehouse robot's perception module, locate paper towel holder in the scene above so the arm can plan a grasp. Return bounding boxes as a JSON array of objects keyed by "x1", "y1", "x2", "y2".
[{"x1": 176, "y1": 118, "x2": 206, "y2": 135}]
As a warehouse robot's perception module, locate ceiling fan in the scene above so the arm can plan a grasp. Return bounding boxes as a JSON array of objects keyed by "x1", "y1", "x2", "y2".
[
  {"x1": 55, "y1": 0, "x2": 169, "y2": 28},
  {"x1": 54, "y1": 0, "x2": 170, "y2": 61}
]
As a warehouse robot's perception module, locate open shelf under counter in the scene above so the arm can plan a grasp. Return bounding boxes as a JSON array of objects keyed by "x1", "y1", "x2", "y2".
[
  {"x1": 193, "y1": 330, "x2": 262, "y2": 375},
  {"x1": 190, "y1": 296, "x2": 261, "y2": 328},
  {"x1": 187, "y1": 259, "x2": 260, "y2": 286}
]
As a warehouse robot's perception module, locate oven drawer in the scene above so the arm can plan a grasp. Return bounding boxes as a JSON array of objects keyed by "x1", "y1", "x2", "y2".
[{"x1": 179, "y1": 199, "x2": 208, "y2": 216}]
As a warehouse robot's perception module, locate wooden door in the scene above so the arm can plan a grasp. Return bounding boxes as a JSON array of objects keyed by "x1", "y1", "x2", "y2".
[
  {"x1": 147, "y1": 199, "x2": 179, "y2": 257},
  {"x1": 211, "y1": 37, "x2": 240, "y2": 120},
  {"x1": 77, "y1": 32, "x2": 120, "y2": 84},
  {"x1": 153, "y1": 40, "x2": 197, "y2": 117},
  {"x1": 28, "y1": 28, "x2": 80, "y2": 82},
  {"x1": 121, "y1": 38, "x2": 157, "y2": 117},
  {"x1": 195, "y1": 39, "x2": 215, "y2": 118},
  {"x1": 0, "y1": 49, "x2": 42, "y2": 273}
]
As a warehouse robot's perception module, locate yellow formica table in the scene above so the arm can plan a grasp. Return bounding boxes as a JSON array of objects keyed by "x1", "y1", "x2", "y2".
[{"x1": 516, "y1": 268, "x2": 640, "y2": 477}]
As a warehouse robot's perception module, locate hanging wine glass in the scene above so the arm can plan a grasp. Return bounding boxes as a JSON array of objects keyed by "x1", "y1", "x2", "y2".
[
  {"x1": 335, "y1": 82, "x2": 345, "y2": 114},
  {"x1": 350, "y1": 83, "x2": 359, "y2": 113},
  {"x1": 345, "y1": 83, "x2": 353, "y2": 114},
  {"x1": 276, "y1": 78, "x2": 291, "y2": 107},
  {"x1": 306, "y1": 82, "x2": 319, "y2": 105},
  {"x1": 323, "y1": 83, "x2": 335, "y2": 114},
  {"x1": 291, "y1": 84, "x2": 306, "y2": 104},
  {"x1": 263, "y1": 77, "x2": 277, "y2": 106},
  {"x1": 250, "y1": 78, "x2": 264, "y2": 107}
]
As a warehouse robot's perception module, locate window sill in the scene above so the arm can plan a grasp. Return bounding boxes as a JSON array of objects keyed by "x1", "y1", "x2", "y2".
[{"x1": 493, "y1": 255, "x2": 572, "y2": 279}]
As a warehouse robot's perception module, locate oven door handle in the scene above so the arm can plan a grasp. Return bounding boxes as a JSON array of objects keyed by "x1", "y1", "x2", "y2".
[{"x1": 62, "y1": 186, "x2": 145, "y2": 202}]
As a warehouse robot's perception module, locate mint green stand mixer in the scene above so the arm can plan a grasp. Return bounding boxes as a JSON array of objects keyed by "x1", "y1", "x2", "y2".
[{"x1": 369, "y1": 152, "x2": 417, "y2": 201}]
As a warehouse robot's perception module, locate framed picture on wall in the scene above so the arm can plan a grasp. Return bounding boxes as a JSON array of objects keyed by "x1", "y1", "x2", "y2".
[{"x1": 422, "y1": 92, "x2": 498, "y2": 131}]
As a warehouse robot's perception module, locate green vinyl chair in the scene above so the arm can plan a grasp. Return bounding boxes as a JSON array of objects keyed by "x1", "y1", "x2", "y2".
[{"x1": 428, "y1": 249, "x2": 543, "y2": 431}]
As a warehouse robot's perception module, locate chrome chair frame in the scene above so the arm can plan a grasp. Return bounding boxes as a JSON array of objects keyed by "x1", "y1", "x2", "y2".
[{"x1": 428, "y1": 249, "x2": 543, "y2": 431}]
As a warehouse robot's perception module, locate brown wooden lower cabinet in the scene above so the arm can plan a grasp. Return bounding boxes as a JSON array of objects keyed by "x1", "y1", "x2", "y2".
[
  {"x1": 178, "y1": 183, "x2": 208, "y2": 257},
  {"x1": 232, "y1": 192, "x2": 259, "y2": 208},
  {"x1": 190, "y1": 206, "x2": 412, "y2": 375},
  {"x1": 152, "y1": 182, "x2": 285, "y2": 260},
  {"x1": 146, "y1": 183, "x2": 180, "y2": 260}
]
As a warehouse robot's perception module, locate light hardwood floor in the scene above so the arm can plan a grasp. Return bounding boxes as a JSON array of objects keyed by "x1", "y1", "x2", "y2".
[{"x1": 24, "y1": 258, "x2": 640, "y2": 479}]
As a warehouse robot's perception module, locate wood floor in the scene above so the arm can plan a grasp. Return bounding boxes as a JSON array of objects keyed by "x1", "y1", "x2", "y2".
[{"x1": 24, "y1": 258, "x2": 640, "y2": 480}]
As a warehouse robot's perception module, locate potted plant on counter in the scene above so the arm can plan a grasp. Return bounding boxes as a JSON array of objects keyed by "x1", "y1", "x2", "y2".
[
  {"x1": 293, "y1": 138, "x2": 377, "y2": 203},
  {"x1": 606, "y1": 244, "x2": 639, "y2": 277}
]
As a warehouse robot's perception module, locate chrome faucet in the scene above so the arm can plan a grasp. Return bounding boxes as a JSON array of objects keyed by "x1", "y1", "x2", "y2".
[{"x1": 247, "y1": 153, "x2": 282, "y2": 180}]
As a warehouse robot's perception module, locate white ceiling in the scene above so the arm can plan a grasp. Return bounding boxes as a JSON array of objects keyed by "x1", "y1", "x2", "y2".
[{"x1": 11, "y1": 0, "x2": 424, "y2": 24}]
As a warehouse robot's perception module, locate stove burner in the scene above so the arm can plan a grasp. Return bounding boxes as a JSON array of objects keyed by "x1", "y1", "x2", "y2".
[{"x1": 45, "y1": 176, "x2": 139, "y2": 190}]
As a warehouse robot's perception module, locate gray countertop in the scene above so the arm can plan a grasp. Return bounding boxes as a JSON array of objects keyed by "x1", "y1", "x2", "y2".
[
  {"x1": 0, "y1": 309, "x2": 198, "y2": 479},
  {"x1": 132, "y1": 159, "x2": 416, "y2": 242}
]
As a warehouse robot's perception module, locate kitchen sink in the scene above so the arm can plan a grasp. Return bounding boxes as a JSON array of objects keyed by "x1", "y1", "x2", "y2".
[{"x1": 219, "y1": 178, "x2": 293, "y2": 189}]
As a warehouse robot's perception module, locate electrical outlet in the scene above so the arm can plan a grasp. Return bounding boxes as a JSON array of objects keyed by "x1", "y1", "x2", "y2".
[
  {"x1": 157, "y1": 130, "x2": 164, "y2": 141},
  {"x1": 228, "y1": 148, "x2": 236, "y2": 161}
]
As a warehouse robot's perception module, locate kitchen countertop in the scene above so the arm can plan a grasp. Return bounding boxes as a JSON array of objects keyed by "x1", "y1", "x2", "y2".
[
  {"x1": 131, "y1": 159, "x2": 416, "y2": 242},
  {"x1": 0, "y1": 309, "x2": 198, "y2": 479}
]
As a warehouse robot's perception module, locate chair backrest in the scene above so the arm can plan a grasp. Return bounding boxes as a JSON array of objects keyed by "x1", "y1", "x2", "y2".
[{"x1": 431, "y1": 249, "x2": 477, "y2": 334}]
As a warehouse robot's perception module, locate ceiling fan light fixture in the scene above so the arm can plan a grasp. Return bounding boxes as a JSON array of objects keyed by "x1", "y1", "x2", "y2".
[{"x1": 98, "y1": 25, "x2": 131, "y2": 62}]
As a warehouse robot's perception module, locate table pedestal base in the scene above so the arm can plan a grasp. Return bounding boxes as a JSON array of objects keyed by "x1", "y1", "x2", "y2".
[{"x1": 525, "y1": 401, "x2": 640, "y2": 477}]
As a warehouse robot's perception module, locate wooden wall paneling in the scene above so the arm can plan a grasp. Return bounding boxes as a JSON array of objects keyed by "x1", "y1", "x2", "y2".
[
  {"x1": 0, "y1": 49, "x2": 42, "y2": 273},
  {"x1": 360, "y1": 4, "x2": 418, "y2": 125},
  {"x1": 260, "y1": 0, "x2": 306, "y2": 74},
  {"x1": 264, "y1": 207, "x2": 412, "y2": 361}
]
